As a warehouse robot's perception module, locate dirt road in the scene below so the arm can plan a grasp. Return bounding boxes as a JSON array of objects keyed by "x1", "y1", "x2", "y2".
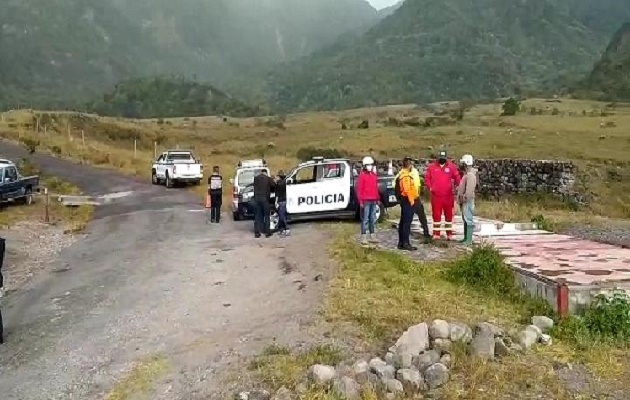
[{"x1": 0, "y1": 141, "x2": 333, "y2": 399}]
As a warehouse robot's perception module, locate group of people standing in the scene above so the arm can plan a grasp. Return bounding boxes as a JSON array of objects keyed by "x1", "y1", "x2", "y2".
[{"x1": 356, "y1": 151, "x2": 477, "y2": 250}]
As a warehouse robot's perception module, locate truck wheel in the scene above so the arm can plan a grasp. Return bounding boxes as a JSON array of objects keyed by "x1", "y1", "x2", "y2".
[
  {"x1": 165, "y1": 172, "x2": 173, "y2": 188},
  {"x1": 192, "y1": 180, "x2": 201, "y2": 186},
  {"x1": 152, "y1": 170, "x2": 159, "y2": 185},
  {"x1": 19, "y1": 188, "x2": 33, "y2": 205},
  {"x1": 269, "y1": 209, "x2": 279, "y2": 233},
  {"x1": 233, "y1": 211, "x2": 242, "y2": 221},
  {"x1": 375, "y1": 202, "x2": 386, "y2": 223}
]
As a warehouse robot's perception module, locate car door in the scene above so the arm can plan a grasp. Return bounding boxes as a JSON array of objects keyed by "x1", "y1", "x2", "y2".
[
  {"x1": 2, "y1": 166, "x2": 19, "y2": 199},
  {"x1": 155, "y1": 154, "x2": 166, "y2": 178},
  {"x1": 286, "y1": 161, "x2": 351, "y2": 214}
]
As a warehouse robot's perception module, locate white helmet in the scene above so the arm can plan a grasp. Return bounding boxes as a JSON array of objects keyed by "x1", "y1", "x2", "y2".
[
  {"x1": 362, "y1": 156, "x2": 374, "y2": 165},
  {"x1": 460, "y1": 154, "x2": 474, "y2": 166}
]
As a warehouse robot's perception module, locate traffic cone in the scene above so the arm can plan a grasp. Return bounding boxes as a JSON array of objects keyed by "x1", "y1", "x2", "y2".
[{"x1": 205, "y1": 192, "x2": 211, "y2": 208}]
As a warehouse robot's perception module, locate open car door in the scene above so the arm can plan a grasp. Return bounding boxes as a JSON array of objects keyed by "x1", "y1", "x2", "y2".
[{"x1": 285, "y1": 160, "x2": 351, "y2": 214}]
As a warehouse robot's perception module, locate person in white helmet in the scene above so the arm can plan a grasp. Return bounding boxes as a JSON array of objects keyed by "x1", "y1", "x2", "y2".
[
  {"x1": 456, "y1": 154, "x2": 477, "y2": 245},
  {"x1": 357, "y1": 156, "x2": 380, "y2": 244}
]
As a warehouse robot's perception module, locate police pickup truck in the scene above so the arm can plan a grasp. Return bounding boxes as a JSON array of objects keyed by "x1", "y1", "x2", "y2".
[
  {"x1": 238, "y1": 157, "x2": 398, "y2": 230},
  {"x1": 151, "y1": 150, "x2": 203, "y2": 188},
  {"x1": 0, "y1": 159, "x2": 39, "y2": 206}
]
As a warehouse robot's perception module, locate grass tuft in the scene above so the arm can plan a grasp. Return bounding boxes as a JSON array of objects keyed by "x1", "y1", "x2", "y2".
[{"x1": 106, "y1": 355, "x2": 169, "y2": 400}]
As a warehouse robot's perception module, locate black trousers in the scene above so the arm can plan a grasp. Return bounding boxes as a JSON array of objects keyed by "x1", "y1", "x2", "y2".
[
  {"x1": 0, "y1": 237, "x2": 4, "y2": 344},
  {"x1": 210, "y1": 191, "x2": 222, "y2": 222},
  {"x1": 254, "y1": 199, "x2": 270, "y2": 235},
  {"x1": 398, "y1": 198, "x2": 414, "y2": 246},
  {"x1": 414, "y1": 198, "x2": 431, "y2": 237}
]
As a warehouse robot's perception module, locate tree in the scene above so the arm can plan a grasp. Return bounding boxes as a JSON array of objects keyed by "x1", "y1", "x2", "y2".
[{"x1": 501, "y1": 98, "x2": 520, "y2": 116}]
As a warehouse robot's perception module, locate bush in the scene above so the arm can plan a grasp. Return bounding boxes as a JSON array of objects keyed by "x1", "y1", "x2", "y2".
[
  {"x1": 19, "y1": 137, "x2": 40, "y2": 154},
  {"x1": 555, "y1": 290, "x2": 630, "y2": 344},
  {"x1": 531, "y1": 214, "x2": 556, "y2": 231},
  {"x1": 501, "y1": 97, "x2": 520, "y2": 116},
  {"x1": 296, "y1": 147, "x2": 346, "y2": 162}
]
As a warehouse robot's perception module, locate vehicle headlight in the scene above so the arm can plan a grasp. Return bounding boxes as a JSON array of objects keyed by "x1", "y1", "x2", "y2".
[{"x1": 386, "y1": 182, "x2": 393, "y2": 188}]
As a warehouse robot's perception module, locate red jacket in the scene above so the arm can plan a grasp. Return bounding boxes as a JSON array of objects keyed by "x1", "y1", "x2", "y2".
[
  {"x1": 357, "y1": 171, "x2": 380, "y2": 204},
  {"x1": 424, "y1": 161, "x2": 461, "y2": 197}
]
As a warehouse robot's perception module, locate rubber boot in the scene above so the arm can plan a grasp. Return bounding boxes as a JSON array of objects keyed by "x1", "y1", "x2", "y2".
[
  {"x1": 458, "y1": 221, "x2": 468, "y2": 243},
  {"x1": 462, "y1": 224, "x2": 474, "y2": 245}
]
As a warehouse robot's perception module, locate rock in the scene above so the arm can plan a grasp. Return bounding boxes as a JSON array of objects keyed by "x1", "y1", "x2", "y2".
[
  {"x1": 432, "y1": 338, "x2": 452, "y2": 353},
  {"x1": 235, "y1": 392, "x2": 249, "y2": 400},
  {"x1": 384, "y1": 352, "x2": 395, "y2": 365},
  {"x1": 517, "y1": 329, "x2": 539, "y2": 350},
  {"x1": 352, "y1": 360, "x2": 370, "y2": 383},
  {"x1": 540, "y1": 334, "x2": 553, "y2": 346},
  {"x1": 429, "y1": 319, "x2": 450, "y2": 339},
  {"x1": 391, "y1": 323, "x2": 430, "y2": 362},
  {"x1": 308, "y1": 364, "x2": 336, "y2": 384},
  {"x1": 370, "y1": 358, "x2": 395, "y2": 379},
  {"x1": 532, "y1": 316, "x2": 554, "y2": 333},
  {"x1": 383, "y1": 378, "x2": 404, "y2": 394},
  {"x1": 272, "y1": 387, "x2": 292, "y2": 400},
  {"x1": 449, "y1": 322, "x2": 473, "y2": 343},
  {"x1": 494, "y1": 337, "x2": 511, "y2": 357},
  {"x1": 393, "y1": 352, "x2": 414, "y2": 369},
  {"x1": 526, "y1": 324, "x2": 542, "y2": 339},
  {"x1": 385, "y1": 393, "x2": 395, "y2": 400},
  {"x1": 336, "y1": 363, "x2": 354, "y2": 378},
  {"x1": 295, "y1": 381, "x2": 308, "y2": 394},
  {"x1": 475, "y1": 322, "x2": 503, "y2": 337},
  {"x1": 247, "y1": 390, "x2": 272, "y2": 400},
  {"x1": 333, "y1": 376, "x2": 361, "y2": 400},
  {"x1": 471, "y1": 329, "x2": 495, "y2": 360},
  {"x1": 397, "y1": 368, "x2": 424, "y2": 393},
  {"x1": 440, "y1": 353, "x2": 452, "y2": 368},
  {"x1": 424, "y1": 363, "x2": 450, "y2": 390},
  {"x1": 414, "y1": 350, "x2": 441, "y2": 371}
]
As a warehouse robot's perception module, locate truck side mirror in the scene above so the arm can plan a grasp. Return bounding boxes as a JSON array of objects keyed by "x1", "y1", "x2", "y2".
[{"x1": 286, "y1": 178, "x2": 294, "y2": 185}]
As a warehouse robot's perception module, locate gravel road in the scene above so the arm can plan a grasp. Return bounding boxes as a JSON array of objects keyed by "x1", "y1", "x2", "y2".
[{"x1": 0, "y1": 141, "x2": 334, "y2": 399}]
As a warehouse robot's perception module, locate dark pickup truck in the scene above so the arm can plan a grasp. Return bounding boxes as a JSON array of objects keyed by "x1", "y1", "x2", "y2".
[
  {"x1": 0, "y1": 159, "x2": 39, "y2": 206},
  {"x1": 237, "y1": 157, "x2": 398, "y2": 229}
]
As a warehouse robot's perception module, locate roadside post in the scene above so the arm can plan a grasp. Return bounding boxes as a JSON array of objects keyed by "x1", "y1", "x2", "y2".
[{"x1": 44, "y1": 187, "x2": 50, "y2": 223}]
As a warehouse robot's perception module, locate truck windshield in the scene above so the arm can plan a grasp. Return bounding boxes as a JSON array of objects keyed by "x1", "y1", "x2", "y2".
[
  {"x1": 167, "y1": 153, "x2": 194, "y2": 162},
  {"x1": 237, "y1": 168, "x2": 267, "y2": 187}
]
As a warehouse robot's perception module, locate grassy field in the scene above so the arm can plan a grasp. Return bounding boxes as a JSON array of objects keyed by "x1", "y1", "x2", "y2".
[{"x1": 0, "y1": 97, "x2": 628, "y2": 223}]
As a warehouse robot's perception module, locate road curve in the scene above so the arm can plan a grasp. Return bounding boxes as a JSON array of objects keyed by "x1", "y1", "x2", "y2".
[{"x1": 0, "y1": 140, "x2": 333, "y2": 399}]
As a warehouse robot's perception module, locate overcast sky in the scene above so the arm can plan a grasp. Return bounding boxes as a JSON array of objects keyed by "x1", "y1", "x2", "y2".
[{"x1": 367, "y1": 0, "x2": 400, "y2": 10}]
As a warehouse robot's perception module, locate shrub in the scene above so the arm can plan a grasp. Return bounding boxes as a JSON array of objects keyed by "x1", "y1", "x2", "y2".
[
  {"x1": 19, "y1": 137, "x2": 40, "y2": 154},
  {"x1": 501, "y1": 97, "x2": 520, "y2": 116},
  {"x1": 531, "y1": 214, "x2": 556, "y2": 231},
  {"x1": 50, "y1": 145, "x2": 62, "y2": 156},
  {"x1": 357, "y1": 119, "x2": 369, "y2": 129},
  {"x1": 296, "y1": 147, "x2": 346, "y2": 162}
]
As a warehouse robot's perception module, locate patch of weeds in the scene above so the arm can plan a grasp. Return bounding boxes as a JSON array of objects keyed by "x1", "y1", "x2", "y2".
[
  {"x1": 443, "y1": 244, "x2": 553, "y2": 319},
  {"x1": 531, "y1": 213, "x2": 556, "y2": 232},
  {"x1": 555, "y1": 290, "x2": 630, "y2": 344},
  {"x1": 106, "y1": 355, "x2": 169, "y2": 400},
  {"x1": 249, "y1": 344, "x2": 342, "y2": 391}
]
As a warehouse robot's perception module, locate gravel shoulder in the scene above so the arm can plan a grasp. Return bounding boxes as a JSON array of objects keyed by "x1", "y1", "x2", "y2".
[{"x1": 0, "y1": 141, "x2": 336, "y2": 400}]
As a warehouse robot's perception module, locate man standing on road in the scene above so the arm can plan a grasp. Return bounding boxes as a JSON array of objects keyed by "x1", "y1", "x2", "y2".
[
  {"x1": 424, "y1": 150, "x2": 461, "y2": 240},
  {"x1": 396, "y1": 157, "x2": 418, "y2": 251},
  {"x1": 253, "y1": 169, "x2": 275, "y2": 238},
  {"x1": 457, "y1": 154, "x2": 477, "y2": 245},
  {"x1": 275, "y1": 170, "x2": 290, "y2": 236},
  {"x1": 394, "y1": 159, "x2": 431, "y2": 242},
  {"x1": 208, "y1": 166, "x2": 223, "y2": 223},
  {"x1": 357, "y1": 156, "x2": 380, "y2": 245}
]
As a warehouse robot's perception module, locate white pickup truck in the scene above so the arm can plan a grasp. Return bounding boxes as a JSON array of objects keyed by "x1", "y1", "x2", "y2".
[{"x1": 151, "y1": 150, "x2": 203, "y2": 188}]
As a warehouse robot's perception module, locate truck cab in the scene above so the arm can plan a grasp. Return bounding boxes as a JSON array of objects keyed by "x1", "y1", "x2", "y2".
[
  {"x1": 231, "y1": 159, "x2": 270, "y2": 220},
  {"x1": 0, "y1": 159, "x2": 39, "y2": 205}
]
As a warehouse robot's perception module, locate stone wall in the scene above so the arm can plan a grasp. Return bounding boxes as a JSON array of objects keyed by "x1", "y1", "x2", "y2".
[{"x1": 372, "y1": 158, "x2": 578, "y2": 200}]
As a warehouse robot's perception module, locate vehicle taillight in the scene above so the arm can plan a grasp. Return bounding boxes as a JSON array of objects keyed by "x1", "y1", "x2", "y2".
[
  {"x1": 200, "y1": 164, "x2": 204, "y2": 172},
  {"x1": 173, "y1": 165, "x2": 177, "y2": 174},
  {"x1": 233, "y1": 186, "x2": 238, "y2": 200}
]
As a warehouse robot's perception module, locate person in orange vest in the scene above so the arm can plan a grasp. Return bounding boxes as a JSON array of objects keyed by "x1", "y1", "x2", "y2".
[
  {"x1": 395, "y1": 157, "x2": 419, "y2": 251},
  {"x1": 424, "y1": 150, "x2": 461, "y2": 240}
]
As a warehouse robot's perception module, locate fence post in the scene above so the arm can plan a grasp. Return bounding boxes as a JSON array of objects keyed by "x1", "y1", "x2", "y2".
[
  {"x1": 134, "y1": 139, "x2": 137, "y2": 159},
  {"x1": 557, "y1": 280, "x2": 569, "y2": 318},
  {"x1": 44, "y1": 187, "x2": 50, "y2": 223},
  {"x1": 154, "y1": 141, "x2": 157, "y2": 158},
  {"x1": 81, "y1": 129, "x2": 85, "y2": 146}
]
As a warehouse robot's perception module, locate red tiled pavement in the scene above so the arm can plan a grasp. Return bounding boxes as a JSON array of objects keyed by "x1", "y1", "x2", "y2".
[{"x1": 481, "y1": 234, "x2": 630, "y2": 286}]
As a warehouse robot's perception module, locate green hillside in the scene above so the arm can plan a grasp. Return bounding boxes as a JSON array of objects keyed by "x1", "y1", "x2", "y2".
[
  {"x1": 88, "y1": 76, "x2": 259, "y2": 119},
  {"x1": 265, "y1": 0, "x2": 615, "y2": 112},
  {"x1": 0, "y1": 0, "x2": 379, "y2": 110},
  {"x1": 584, "y1": 23, "x2": 630, "y2": 101}
]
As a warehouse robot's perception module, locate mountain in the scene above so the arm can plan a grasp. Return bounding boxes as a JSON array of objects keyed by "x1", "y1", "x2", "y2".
[
  {"x1": 566, "y1": 0, "x2": 630, "y2": 38},
  {"x1": 88, "y1": 76, "x2": 259, "y2": 118},
  {"x1": 265, "y1": 0, "x2": 612, "y2": 112},
  {"x1": 0, "y1": 0, "x2": 379, "y2": 110},
  {"x1": 584, "y1": 23, "x2": 630, "y2": 101},
  {"x1": 378, "y1": 0, "x2": 404, "y2": 17}
]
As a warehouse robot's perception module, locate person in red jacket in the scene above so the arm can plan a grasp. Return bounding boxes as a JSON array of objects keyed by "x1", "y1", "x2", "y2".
[
  {"x1": 424, "y1": 150, "x2": 461, "y2": 240},
  {"x1": 357, "y1": 156, "x2": 380, "y2": 244}
]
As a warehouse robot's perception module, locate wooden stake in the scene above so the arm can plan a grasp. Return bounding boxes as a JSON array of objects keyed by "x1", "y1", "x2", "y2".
[
  {"x1": 81, "y1": 129, "x2": 85, "y2": 146},
  {"x1": 134, "y1": 139, "x2": 137, "y2": 159},
  {"x1": 154, "y1": 141, "x2": 157, "y2": 158},
  {"x1": 44, "y1": 188, "x2": 50, "y2": 223}
]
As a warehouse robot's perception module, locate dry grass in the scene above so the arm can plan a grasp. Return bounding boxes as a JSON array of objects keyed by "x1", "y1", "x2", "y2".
[
  {"x1": 247, "y1": 225, "x2": 629, "y2": 399},
  {"x1": 0, "y1": 97, "x2": 628, "y2": 220},
  {"x1": 0, "y1": 175, "x2": 94, "y2": 232},
  {"x1": 105, "y1": 355, "x2": 169, "y2": 400}
]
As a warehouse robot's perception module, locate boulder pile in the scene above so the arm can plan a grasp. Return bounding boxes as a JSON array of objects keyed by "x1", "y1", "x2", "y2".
[{"x1": 237, "y1": 316, "x2": 555, "y2": 400}]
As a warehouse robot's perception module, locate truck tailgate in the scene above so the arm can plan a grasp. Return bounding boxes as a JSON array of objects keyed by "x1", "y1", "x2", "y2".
[{"x1": 175, "y1": 163, "x2": 201, "y2": 176}]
